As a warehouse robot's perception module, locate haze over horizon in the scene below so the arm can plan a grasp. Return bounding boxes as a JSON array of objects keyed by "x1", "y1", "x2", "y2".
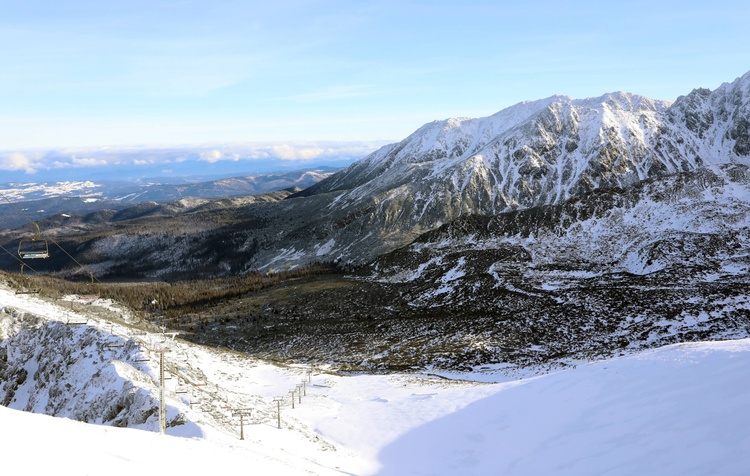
[{"x1": 1, "y1": 0, "x2": 749, "y2": 177}]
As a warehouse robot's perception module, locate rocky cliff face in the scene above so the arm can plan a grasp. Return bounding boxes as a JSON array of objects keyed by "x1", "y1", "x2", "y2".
[
  {"x1": 0, "y1": 306, "x2": 169, "y2": 429},
  {"x1": 659, "y1": 71, "x2": 750, "y2": 161}
]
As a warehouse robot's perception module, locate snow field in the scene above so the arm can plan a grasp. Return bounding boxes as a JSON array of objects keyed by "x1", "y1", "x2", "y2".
[{"x1": 2, "y1": 285, "x2": 750, "y2": 475}]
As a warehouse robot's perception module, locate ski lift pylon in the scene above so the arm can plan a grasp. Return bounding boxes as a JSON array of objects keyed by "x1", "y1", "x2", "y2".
[
  {"x1": 18, "y1": 223, "x2": 49, "y2": 259},
  {"x1": 15, "y1": 264, "x2": 40, "y2": 294}
]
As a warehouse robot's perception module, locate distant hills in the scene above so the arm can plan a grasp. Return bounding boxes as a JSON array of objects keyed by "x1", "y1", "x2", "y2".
[{"x1": 0, "y1": 168, "x2": 335, "y2": 229}]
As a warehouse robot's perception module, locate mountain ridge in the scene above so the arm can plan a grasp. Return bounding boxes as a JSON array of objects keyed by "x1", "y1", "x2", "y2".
[{"x1": 1, "y1": 70, "x2": 749, "y2": 276}]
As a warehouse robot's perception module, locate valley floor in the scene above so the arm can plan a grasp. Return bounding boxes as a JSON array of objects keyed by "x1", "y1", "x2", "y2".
[{"x1": 1, "y1": 286, "x2": 749, "y2": 475}]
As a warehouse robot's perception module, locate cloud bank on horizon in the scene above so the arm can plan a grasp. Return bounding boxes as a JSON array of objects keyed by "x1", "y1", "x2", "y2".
[{"x1": 0, "y1": 141, "x2": 387, "y2": 179}]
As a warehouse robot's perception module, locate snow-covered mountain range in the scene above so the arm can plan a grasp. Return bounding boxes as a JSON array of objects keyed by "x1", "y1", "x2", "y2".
[
  {"x1": 14, "y1": 68, "x2": 743, "y2": 276},
  {"x1": 289, "y1": 71, "x2": 749, "y2": 261}
]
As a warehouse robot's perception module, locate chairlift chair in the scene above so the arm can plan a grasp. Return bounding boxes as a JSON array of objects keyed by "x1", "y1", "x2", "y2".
[
  {"x1": 14, "y1": 288, "x2": 40, "y2": 295},
  {"x1": 18, "y1": 223, "x2": 50, "y2": 259}
]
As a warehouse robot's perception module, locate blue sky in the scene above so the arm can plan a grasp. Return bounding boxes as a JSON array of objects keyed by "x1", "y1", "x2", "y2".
[{"x1": 1, "y1": 0, "x2": 749, "y2": 152}]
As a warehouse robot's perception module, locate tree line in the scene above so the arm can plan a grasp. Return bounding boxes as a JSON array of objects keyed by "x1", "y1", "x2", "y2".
[{"x1": 1, "y1": 262, "x2": 340, "y2": 316}]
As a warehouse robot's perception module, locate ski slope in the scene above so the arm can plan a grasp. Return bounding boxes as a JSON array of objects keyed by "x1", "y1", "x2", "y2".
[{"x1": 1, "y1": 286, "x2": 749, "y2": 475}]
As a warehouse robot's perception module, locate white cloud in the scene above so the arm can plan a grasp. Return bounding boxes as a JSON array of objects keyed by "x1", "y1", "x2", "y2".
[
  {"x1": 71, "y1": 157, "x2": 108, "y2": 167},
  {"x1": 190, "y1": 142, "x2": 385, "y2": 163},
  {"x1": 269, "y1": 144, "x2": 325, "y2": 160},
  {"x1": 0, "y1": 152, "x2": 38, "y2": 173},
  {"x1": 199, "y1": 150, "x2": 224, "y2": 163},
  {"x1": 0, "y1": 141, "x2": 388, "y2": 179}
]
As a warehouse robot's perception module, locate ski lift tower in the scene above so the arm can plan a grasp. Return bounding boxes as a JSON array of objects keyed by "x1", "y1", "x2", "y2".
[
  {"x1": 273, "y1": 397, "x2": 285, "y2": 429},
  {"x1": 152, "y1": 348, "x2": 172, "y2": 434},
  {"x1": 231, "y1": 408, "x2": 253, "y2": 440}
]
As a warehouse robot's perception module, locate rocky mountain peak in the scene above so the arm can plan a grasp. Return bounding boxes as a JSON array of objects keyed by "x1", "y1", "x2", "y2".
[
  {"x1": 572, "y1": 91, "x2": 669, "y2": 114},
  {"x1": 662, "y1": 71, "x2": 750, "y2": 161}
]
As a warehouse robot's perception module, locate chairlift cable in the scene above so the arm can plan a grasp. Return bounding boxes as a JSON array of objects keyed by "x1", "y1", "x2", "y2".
[
  {"x1": 0, "y1": 242, "x2": 41, "y2": 274},
  {"x1": 0, "y1": 242, "x2": 42, "y2": 294},
  {"x1": 0, "y1": 189, "x2": 42, "y2": 228},
  {"x1": 0, "y1": 190, "x2": 101, "y2": 283},
  {"x1": 44, "y1": 234, "x2": 101, "y2": 283}
]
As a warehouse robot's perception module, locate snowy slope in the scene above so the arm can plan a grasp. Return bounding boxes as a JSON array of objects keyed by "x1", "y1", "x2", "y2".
[
  {"x1": 375, "y1": 164, "x2": 750, "y2": 281},
  {"x1": 2, "y1": 284, "x2": 750, "y2": 475},
  {"x1": 377, "y1": 340, "x2": 750, "y2": 476}
]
